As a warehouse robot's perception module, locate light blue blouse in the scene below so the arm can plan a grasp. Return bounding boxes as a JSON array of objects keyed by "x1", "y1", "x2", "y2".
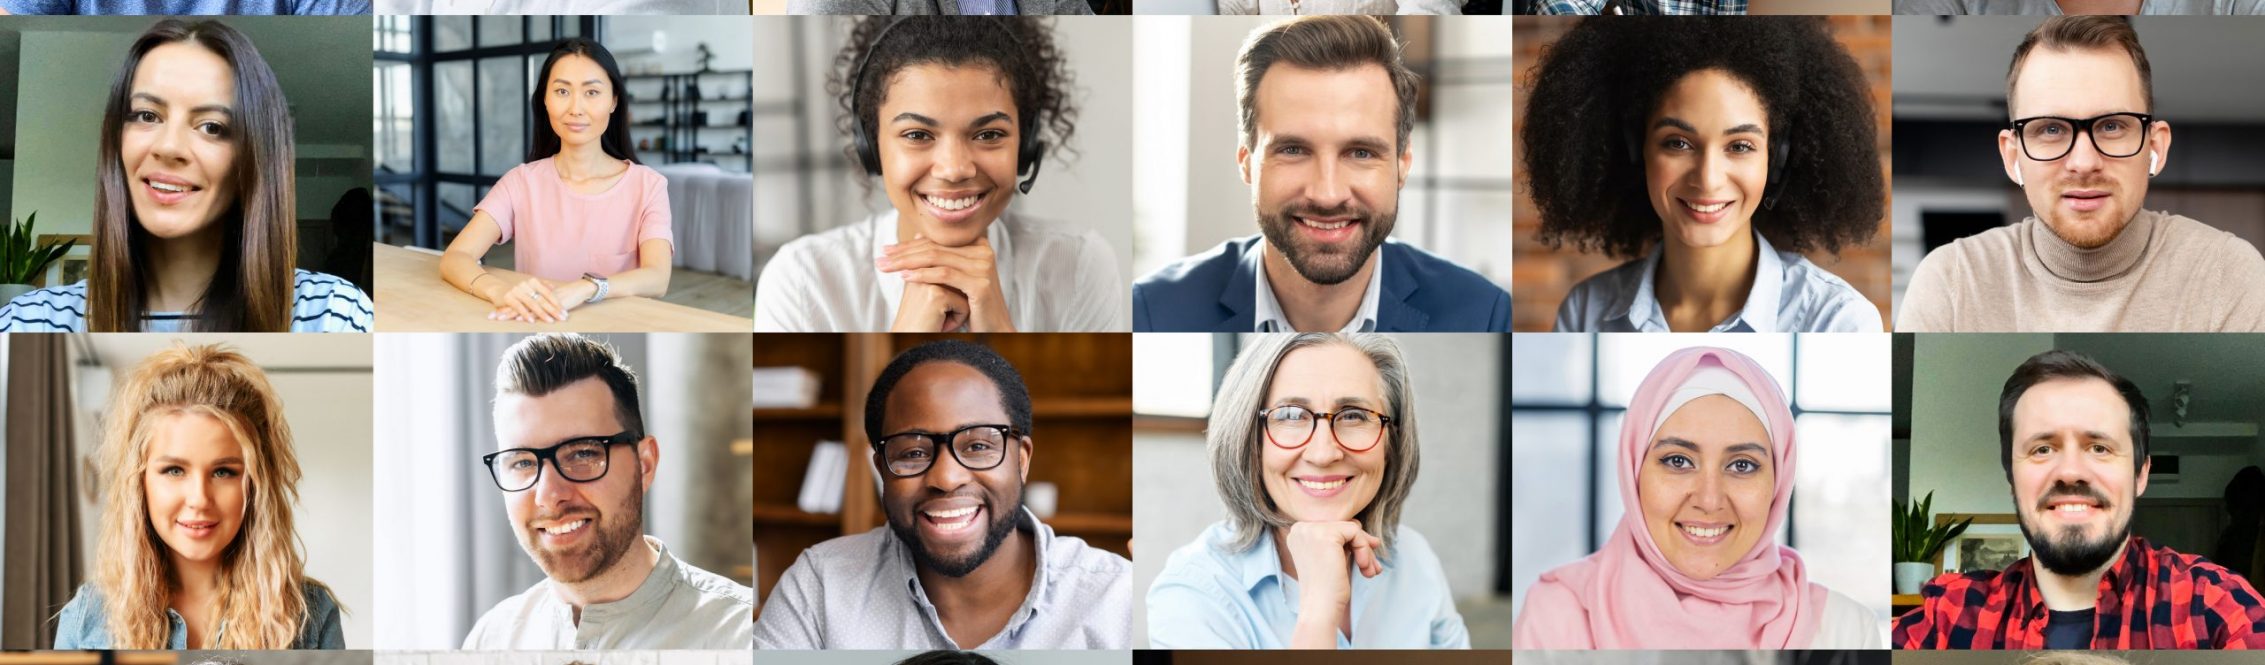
[
  {"x1": 1147, "y1": 521, "x2": 1469, "y2": 649},
  {"x1": 1553, "y1": 230, "x2": 1882, "y2": 333},
  {"x1": 53, "y1": 581, "x2": 345, "y2": 649}
]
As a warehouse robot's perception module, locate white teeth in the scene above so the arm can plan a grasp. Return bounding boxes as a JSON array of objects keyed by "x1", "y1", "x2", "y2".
[
  {"x1": 1297, "y1": 478, "x2": 1347, "y2": 491},
  {"x1": 151, "y1": 181, "x2": 190, "y2": 193},
  {"x1": 542, "y1": 519, "x2": 589, "y2": 536},
  {"x1": 1681, "y1": 524, "x2": 1729, "y2": 539},
  {"x1": 2055, "y1": 504, "x2": 2092, "y2": 514},
  {"x1": 1300, "y1": 218, "x2": 1350, "y2": 230},
  {"x1": 1683, "y1": 200, "x2": 1729, "y2": 213},
  {"x1": 925, "y1": 506, "x2": 977, "y2": 519},
  {"x1": 923, "y1": 194, "x2": 980, "y2": 211}
]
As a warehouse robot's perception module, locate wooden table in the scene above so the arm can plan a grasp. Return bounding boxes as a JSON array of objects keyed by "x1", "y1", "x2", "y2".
[{"x1": 372, "y1": 243, "x2": 752, "y2": 332}]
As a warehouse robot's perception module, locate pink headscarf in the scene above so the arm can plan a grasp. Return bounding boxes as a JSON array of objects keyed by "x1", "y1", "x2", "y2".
[{"x1": 1512, "y1": 346, "x2": 1825, "y2": 649}]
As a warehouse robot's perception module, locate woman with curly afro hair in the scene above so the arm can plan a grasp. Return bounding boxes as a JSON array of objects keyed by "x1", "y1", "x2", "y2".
[
  {"x1": 753, "y1": 17, "x2": 1125, "y2": 334},
  {"x1": 1521, "y1": 17, "x2": 1885, "y2": 332}
]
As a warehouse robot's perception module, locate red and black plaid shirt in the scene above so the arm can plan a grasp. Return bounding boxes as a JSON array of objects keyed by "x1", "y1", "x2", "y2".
[{"x1": 1894, "y1": 537, "x2": 2265, "y2": 649}]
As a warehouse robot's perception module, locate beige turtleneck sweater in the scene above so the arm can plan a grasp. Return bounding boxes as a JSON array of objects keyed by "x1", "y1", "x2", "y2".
[{"x1": 1898, "y1": 209, "x2": 2265, "y2": 331}]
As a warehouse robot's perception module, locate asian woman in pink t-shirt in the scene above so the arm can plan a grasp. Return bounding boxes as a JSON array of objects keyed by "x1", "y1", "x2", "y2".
[{"x1": 436, "y1": 38, "x2": 675, "y2": 323}]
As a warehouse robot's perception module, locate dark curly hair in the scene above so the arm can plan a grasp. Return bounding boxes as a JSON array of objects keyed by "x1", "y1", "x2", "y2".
[
  {"x1": 864, "y1": 339, "x2": 1034, "y2": 443},
  {"x1": 829, "y1": 17, "x2": 1079, "y2": 181},
  {"x1": 1520, "y1": 17, "x2": 1883, "y2": 260}
]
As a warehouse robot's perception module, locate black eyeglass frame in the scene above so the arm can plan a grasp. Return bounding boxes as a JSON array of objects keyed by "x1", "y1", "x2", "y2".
[
  {"x1": 869, "y1": 424, "x2": 1022, "y2": 478},
  {"x1": 481, "y1": 431, "x2": 642, "y2": 492},
  {"x1": 1256, "y1": 405, "x2": 1396, "y2": 453},
  {"x1": 2008, "y1": 113, "x2": 2157, "y2": 162}
]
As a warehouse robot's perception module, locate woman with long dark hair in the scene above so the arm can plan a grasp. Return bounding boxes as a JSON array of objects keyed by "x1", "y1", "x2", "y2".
[
  {"x1": 0, "y1": 19, "x2": 371, "y2": 332},
  {"x1": 437, "y1": 38, "x2": 675, "y2": 323}
]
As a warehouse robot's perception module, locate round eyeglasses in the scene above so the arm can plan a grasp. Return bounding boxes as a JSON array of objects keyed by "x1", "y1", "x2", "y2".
[
  {"x1": 481, "y1": 432, "x2": 639, "y2": 492},
  {"x1": 871, "y1": 424, "x2": 1018, "y2": 478},
  {"x1": 1258, "y1": 405, "x2": 1392, "y2": 452},
  {"x1": 2009, "y1": 113, "x2": 2154, "y2": 162}
]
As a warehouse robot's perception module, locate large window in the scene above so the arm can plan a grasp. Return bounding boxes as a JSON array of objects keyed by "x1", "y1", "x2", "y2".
[
  {"x1": 1511, "y1": 334, "x2": 1893, "y2": 623},
  {"x1": 371, "y1": 16, "x2": 595, "y2": 249}
]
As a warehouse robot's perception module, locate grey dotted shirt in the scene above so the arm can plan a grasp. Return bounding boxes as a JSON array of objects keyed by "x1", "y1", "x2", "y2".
[{"x1": 753, "y1": 507, "x2": 1132, "y2": 649}]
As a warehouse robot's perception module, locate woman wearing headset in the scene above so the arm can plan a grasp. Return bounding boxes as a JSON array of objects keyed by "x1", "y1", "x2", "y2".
[{"x1": 753, "y1": 17, "x2": 1124, "y2": 332}]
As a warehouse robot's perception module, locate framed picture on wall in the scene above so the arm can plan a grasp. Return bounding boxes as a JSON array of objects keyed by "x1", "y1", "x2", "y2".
[
  {"x1": 1938, "y1": 513, "x2": 2028, "y2": 574},
  {"x1": 35, "y1": 234, "x2": 90, "y2": 288}
]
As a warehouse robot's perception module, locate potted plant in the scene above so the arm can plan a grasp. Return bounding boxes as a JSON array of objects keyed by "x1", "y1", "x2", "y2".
[
  {"x1": 0, "y1": 212, "x2": 73, "y2": 304},
  {"x1": 1893, "y1": 491, "x2": 1973, "y2": 595}
]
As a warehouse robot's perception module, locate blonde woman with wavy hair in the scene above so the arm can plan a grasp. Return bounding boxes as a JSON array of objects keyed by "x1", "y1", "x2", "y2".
[
  {"x1": 53, "y1": 343, "x2": 343, "y2": 649},
  {"x1": 1147, "y1": 333, "x2": 1468, "y2": 649}
]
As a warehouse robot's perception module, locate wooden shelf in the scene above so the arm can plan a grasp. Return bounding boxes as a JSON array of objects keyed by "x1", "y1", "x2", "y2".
[
  {"x1": 1891, "y1": 593, "x2": 1922, "y2": 608},
  {"x1": 755, "y1": 403, "x2": 843, "y2": 420},
  {"x1": 753, "y1": 504, "x2": 839, "y2": 527},
  {"x1": 1045, "y1": 512, "x2": 1133, "y2": 534}
]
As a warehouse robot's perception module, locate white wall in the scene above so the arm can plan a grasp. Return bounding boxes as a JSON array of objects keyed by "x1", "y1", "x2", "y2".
[
  {"x1": 1907, "y1": 333, "x2": 2055, "y2": 515},
  {"x1": 752, "y1": 17, "x2": 1136, "y2": 289},
  {"x1": 9, "y1": 29, "x2": 121, "y2": 235}
]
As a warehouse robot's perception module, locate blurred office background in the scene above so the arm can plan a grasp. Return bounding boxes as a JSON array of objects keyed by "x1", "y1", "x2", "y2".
[
  {"x1": 1128, "y1": 16, "x2": 1509, "y2": 296},
  {"x1": 372, "y1": 15, "x2": 754, "y2": 317},
  {"x1": 1131, "y1": 333, "x2": 1508, "y2": 648},
  {"x1": 1510, "y1": 333, "x2": 1893, "y2": 641},
  {"x1": 1891, "y1": 17, "x2": 2265, "y2": 324},
  {"x1": 0, "y1": 334, "x2": 374, "y2": 649},
  {"x1": 0, "y1": 17, "x2": 374, "y2": 296},
  {"x1": 750, "y1": 18, "x2": 1134, "y2": 293},
  {"x1": 370, "y1": 333, "x2": 752, "y2": 649},
  {"x1": 1511, "y1": 16, "x2": 1894, "y2": 331}
]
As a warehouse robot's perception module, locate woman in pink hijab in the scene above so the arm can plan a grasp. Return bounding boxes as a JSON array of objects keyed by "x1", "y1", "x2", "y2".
[{"x1": 1512, "y1": 346, "x2": 1879, "y2": 649}]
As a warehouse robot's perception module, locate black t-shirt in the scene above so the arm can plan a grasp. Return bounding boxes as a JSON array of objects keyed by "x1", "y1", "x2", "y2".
[{"x1": 2044, "y1": 608, "x2": 2096, "y2": 649}]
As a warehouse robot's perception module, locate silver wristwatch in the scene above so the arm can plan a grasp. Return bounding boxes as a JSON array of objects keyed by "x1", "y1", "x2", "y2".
[{"x1": 581, "y1": 273, "x2": 610, "y2": 304}]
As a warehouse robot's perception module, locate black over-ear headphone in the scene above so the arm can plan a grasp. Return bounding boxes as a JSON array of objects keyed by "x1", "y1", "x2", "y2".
[
  {"x1": 1623, "y1": 121, "x2": 1793, "y2": 210},
  {"x1": 851, "y1": 17, "x2": 1049, "y2": 195}
]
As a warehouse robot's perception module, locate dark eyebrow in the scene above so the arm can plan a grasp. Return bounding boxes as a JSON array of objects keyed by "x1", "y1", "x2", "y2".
[
  {"x1": 131, "y1": 92, "x2": 234, "y2": 118},
  {"x1": 891, "y1": 112, "x2": 938, "y2": 126},
  {"x1": 1653, "y1": 117, "x2": 1766, "y2": 138},
  {"x1": 1649, "y1": 438, "x2": 1773, "y2": 460},
  {"x1": 552, "y1": 78, "x2": 608, "y2": 87},
  {"x1": 969, "y1": 112, "x2": 1011, "y2": 129}
]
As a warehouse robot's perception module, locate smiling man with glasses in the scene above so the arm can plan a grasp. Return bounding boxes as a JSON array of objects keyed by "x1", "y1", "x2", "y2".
[
  {"x1": 467, "y1": 333, "x2": 754, "y2": 649},
  {"x1": 754, "y1": 339, "x2": 1131, "y2": 649},
  {"x1": 1899, "y1": 15, "x2": 2265, "y2": 332}
]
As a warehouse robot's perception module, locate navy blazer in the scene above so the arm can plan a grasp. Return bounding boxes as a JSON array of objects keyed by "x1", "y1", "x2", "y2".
[{"x1": 1132, "y1": 235, "x2": 1510, "y2": 332}]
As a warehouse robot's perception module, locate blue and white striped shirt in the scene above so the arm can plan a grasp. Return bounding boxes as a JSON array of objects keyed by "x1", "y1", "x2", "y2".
[{"x1": 0, "y1": 269, "x2": 372, "y2": 333}]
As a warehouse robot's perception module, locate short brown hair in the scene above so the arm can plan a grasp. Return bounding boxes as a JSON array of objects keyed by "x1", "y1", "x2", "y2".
[
  {"x1": 2006, "y1": 15, "x2": 2154, "y2": 117},
  {"x1": 496, "y1": 334, "x2": 645, "y2": 437},
  {"x1": 1235, "y1": 15, "x2": 1420, "y2": 153}
]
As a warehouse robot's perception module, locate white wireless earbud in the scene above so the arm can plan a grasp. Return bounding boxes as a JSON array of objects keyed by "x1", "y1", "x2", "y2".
[
  {"x1": 2014, "y1": 170, "x2": 2024, "y2": 187},
  {"x1": 2150, "y1": 151, "x2": 2160, "y2": 176}
]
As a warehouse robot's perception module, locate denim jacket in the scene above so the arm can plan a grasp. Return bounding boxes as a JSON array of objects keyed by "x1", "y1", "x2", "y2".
[{"x1": 53, "y1": 581, "x2": 345, "y2": 649}]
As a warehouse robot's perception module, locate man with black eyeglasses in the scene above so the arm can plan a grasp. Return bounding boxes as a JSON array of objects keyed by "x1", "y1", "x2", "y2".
[
  {"x1": 754, "y1": 339, "x2": 1131, "y2": 649},
  {"x1": 1899, "y1": 15, "x2": 2265, "y2": 332},
  {"x1": 466, "y1": 333, "x2": 754, "y2": 649}
]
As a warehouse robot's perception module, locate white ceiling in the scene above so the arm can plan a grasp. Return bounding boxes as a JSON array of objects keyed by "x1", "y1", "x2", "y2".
[
  {"x1": 84, "y1": 333, "x2": 371, "y2": 371},
  {"x1": 1893, "y1": 16, "x2": 2265, "y2": 122}
]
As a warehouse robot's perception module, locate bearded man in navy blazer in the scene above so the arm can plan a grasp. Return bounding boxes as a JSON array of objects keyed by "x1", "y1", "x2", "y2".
[{"x1": 1132, "y1": 15, "x2": 1509, "y2": 333}]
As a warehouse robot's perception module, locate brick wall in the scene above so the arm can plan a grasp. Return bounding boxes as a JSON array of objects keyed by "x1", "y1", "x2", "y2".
[{"x1": 1511, "y1": 15, "x2": 1895, "y2": 332}]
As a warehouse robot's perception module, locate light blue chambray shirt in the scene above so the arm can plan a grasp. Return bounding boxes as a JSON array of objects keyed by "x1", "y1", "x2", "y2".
[
  {"x1": 1552, "y1": 230, "x2": 1882, "y2": 333},
  {"x1": 1892, "y1": 0, "x2": 2265, "y2": 14},
  {"x1": 1147, "y1": 521, "x2": 1469, "y2": 649},
  {"x1": 54, "y1": 581, "x2": 345, "y2": 649}
]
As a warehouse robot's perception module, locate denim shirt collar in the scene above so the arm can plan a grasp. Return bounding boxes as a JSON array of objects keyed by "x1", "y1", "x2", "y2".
[
  {"x1": 1228, "y1": 527, "x2": 1390, "y2": 648},
  {"x1": 1617, "y1": 229, "x2": 1784, "y2": 332}
]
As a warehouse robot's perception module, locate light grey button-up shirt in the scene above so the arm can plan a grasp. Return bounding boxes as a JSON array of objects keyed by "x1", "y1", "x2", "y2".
[
  {"x1": 753, "y1": 507, "x2": 1131, "y2": 649},
  {"x1": 464, "y1": 536, "x2": 755, "y2": 649}
]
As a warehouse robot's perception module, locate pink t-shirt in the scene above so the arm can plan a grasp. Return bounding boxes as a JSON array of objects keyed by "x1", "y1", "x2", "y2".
[{"x1": 475, "y1": 157, "x2": 673, "y2": 283}]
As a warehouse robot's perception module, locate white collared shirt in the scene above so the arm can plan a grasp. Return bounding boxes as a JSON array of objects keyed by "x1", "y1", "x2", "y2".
[
  {"x1": 754, "y1": 210, "x2": 1127, "y2": 332},
  {"x1": 376, "y1": 0, "x2": 744, "y2": 12},
  {"x1": 463, "y1": 536, "x2": 754, "y2": 650},
  {"x1": 1247, "y1": 239, "x2": 1383, "y2": 333}
]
